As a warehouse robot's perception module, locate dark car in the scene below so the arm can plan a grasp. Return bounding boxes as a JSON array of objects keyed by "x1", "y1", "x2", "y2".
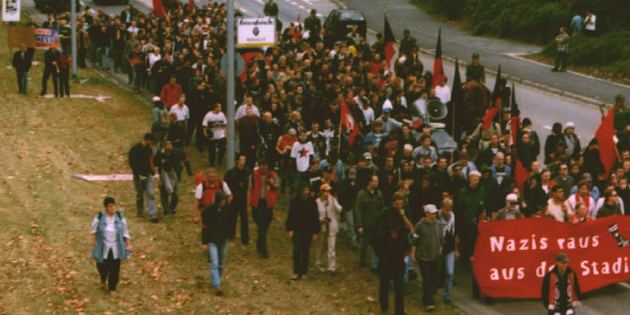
[{"x1": 323, "y1": 9, "x2": 367, "y2": 47}]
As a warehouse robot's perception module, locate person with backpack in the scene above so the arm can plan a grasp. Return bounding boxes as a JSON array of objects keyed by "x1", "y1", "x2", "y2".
[
  {"x1": 249, "y1": 159, "x2": 280, "y2": 258},
  {"x1": 202, "y1": 192, "x2": 231, "y2": 296},
  {"x1": 194, "y1": 167, "x2": 232, "y2": 226},
  {"x1": 90, "y1": 197, "x2": 132, "y2": 294}
]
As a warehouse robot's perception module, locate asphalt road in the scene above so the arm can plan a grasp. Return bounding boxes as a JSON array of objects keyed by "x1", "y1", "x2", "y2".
[{"x1": 34, "y1": 0, "x2": 630, "y2": 314}]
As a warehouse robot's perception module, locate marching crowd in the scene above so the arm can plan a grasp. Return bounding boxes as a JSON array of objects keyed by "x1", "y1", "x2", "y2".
[{"x1": 27, "y1": 1, "x2": 629, "y2": 314}]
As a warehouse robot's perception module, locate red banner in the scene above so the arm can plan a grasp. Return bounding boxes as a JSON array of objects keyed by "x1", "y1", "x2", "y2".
[{"x1": 473, "y1": 216, "x2": 630, "y2": 298}]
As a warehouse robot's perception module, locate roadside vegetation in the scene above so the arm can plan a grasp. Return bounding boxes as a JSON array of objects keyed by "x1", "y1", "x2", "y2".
[{"x1": 411, "y1": 0, "x2": 630, "y2": 83}]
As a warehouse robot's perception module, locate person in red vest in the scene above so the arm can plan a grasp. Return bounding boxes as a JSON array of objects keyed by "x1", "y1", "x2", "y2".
[
  {"x1": 159, "y1": 76, "x2": 183, "y2": 109},
  {"x1": 193, "y1": 167, "x2": 232, "y2": 227},
  {"x1": 541, "y1": 252, "x2": 581, "y2": 315},
  {"x1": 249, "y1": 159, "x2": 280, "y2": 258}
]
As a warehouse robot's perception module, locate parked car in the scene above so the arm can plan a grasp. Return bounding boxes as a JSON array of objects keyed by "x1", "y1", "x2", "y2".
[{"x1": 323, "y1": 9, "x2": 367, "y2": 47}]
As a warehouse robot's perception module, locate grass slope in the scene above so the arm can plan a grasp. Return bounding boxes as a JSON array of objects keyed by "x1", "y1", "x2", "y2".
[{"x1": 0, "y1": 26, "x2": 459, "y2": 315}]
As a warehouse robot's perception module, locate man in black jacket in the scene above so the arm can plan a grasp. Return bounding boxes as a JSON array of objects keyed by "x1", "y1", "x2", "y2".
[
  {"x1": 128, "y1": 133, "x2": 158, "y2": 222},
  {"x1": 202, "y1": 192, "x2": 231, "y2": 296},
  {"x1": 154, "y1": 141, "x2": 184, "y2": 216},
  {"x1": 223, "y1": 154, "x2": 250, "y2": 244},
  {"x1": 40, "y1": 46, "x2": 60, "y2": 97},
  {"x1": 12, "y1": 43, "x2": 33, "y2": 94},
  {"x1": 285, "y1": 185, "x2": 320, "y2": 280},
  {"x1": 541, "y1": 253, "x2": 581, "y2": 315}
]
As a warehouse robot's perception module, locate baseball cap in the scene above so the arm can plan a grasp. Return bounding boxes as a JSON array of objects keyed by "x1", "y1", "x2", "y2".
[
  {"x1": 555, "y1": 252, "x2": 569, "y2": 263},
  {"x1": 424, "y1": 204, "x2": 438, "y2": 214},
  {"x1": 363, "y1": 152, "x2": 372, "y2": 160},
  {"x1": 565, "y1": 121, "x2": 575, "y2": 129},
  {"x1": 469, "y1": 170, "x2": 482, "y2": 178},
  {"x1": 152, "y1": 96, "x2": 161, "y2": 102}
]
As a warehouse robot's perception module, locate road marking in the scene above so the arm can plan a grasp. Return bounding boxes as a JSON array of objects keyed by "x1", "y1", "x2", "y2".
[
  {"x1": 543, "y1": 125, "x2": 552, "y2": 130},
  {"x1": 506, "y1": 52, "x2": 630, "y2": 91},
  {"x1": 252, "y1": 0, "x2": 264, "y2": 4}
]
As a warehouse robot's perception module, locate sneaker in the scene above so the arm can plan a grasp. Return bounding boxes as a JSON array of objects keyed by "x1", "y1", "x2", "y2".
[
  {"x1": 290, "y1": 274, "x2": 299, "y2": 280},
  {"x1": 215, "y1": 289, "x2": 224, "y2": 297},
  {"x1": 425, "y1": 305, "x2": 435, "y2": 312}
]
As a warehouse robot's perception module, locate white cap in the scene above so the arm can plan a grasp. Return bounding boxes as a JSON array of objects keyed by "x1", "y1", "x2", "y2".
[
  {"x1": 424, "y1": 204, "x2": 438, "y2": 214},
  {"x1": 506, "y1": 193, "x2": 518, "y2": 203},
  {"x1": 565, "y1": 121, "x2": 575, "y2": 129},
  {"x1": 469, "y1": 170, "x2": 482, "y2": 178},
  {"x1": 404, "y1": 144, "x2": 413, "y2": 151},
  {"x1": 152, "y1": 96, "x2": 161, "y2": 102},
  {"x1": 363, "y1": 152, "x2": 372, "y2": 160}
]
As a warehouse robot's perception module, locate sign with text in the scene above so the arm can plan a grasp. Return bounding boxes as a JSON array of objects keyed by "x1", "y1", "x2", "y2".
[
  {"x1": 236, "y1": 17, "x2": 275, "y2": 48},
  {"x1": 473, "y1": 216, "x2": 630, "y2": 298},
  {"x1": 2, "y1": 0, "x2": 20, "y2": 22},
  {"x1": 34, "y1": 28, "x2": 60, "y2": 48}
]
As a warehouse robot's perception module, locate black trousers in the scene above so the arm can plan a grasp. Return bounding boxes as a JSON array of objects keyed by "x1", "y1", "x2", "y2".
[
  {"x1": 253, "y1": 200, "x2": 272, "y2": 256},
  {"x1": 379, "y1": 272, "x2": 404, "y2": 315},
  {"x1": 292, "y1": 234, "x2": 312, "y2": 275},
  {"x1": 554, "y1": 51, "x2": 568, "y2": 70},
  {"x1": 41, "y1": 68, "x2": 58, "y2": 96},
  {"x1": 228, "y1": 200, "x2": 249, "y2": 243},
  {"x1": 187, "y1": 117, "x2": 205, "y2": 151},
  {"x1": 58, "y1": 69, "x2": 70, "y2": 97},
  {"x1": 418, "y1": 259, "x2": 440, "y2": 306},
  {"x1": 208, "y1": 138, "x2": 226, "y2": 167},
  {"x1": 239, "y1": 141, "x2": 257, "y2": 170},
  {"x1": 96, "y1": 249, "x2": 121, "y2": 291}
]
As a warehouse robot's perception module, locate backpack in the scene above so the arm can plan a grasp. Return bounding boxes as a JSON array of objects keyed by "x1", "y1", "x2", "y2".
[{"x1": 201, "y1": 179, "x2": 224, "y2": 207}]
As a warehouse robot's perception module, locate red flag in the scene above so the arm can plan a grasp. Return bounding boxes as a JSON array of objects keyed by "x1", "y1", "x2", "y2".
[
  {"x1": 481, "y1": 107, "x2": 498, "y2": 130},
  {"x1": 341, "y1": 97, "x2": 359, "y2": 145},
  {"x1": 431, "y1": 28, "x2": 445, "y2": 89},
  {"x1": 384, "y1": 17, "x2": 396, "y2": 69},
  {"x1": 510, "y1": 82, "x2": 520, "y2": 145},
  {"x1": 514, "y1": 159, "x2": 530, "y2": 190},
  {"x1": 152, "y1": 0, "x2": 167, "y2": 19},
  {"x1": 188, "y1": 0, "x2": 195, "y2": 12},
  {"x1": 595, "y1": 107, "x2": 617, "y2": 178}
]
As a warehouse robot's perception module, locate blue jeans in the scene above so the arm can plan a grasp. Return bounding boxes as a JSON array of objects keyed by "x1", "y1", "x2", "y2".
[
  {"x1": 133, "y1": 175, "x2": 157, "y2": 219},
  {"x1": 343, "y1": 209, "x2": 357, "y2": 247},
  {"x1": 208, "y1": 240, "x2": 228, "y2": 289},
  {"x1": 443, "y1": 252, "x2": 455, "y2": 302},
  {"x1": 16, "y1": 71, "x2": 28, "y2": 94}
]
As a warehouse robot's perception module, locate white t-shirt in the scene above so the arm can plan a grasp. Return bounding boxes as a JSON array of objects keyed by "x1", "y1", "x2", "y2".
[
  {"x1": 585, "y1": 14, "x2": 596, "y2": 31},
  {"x1": 361, "y1": 106, "x2": 375, "y2": 125},
  {"x1": 435, "y1": 85, "x2": 451, "y2": 104},
  {"x1": 127, "y1": 26, "x2": 139, "y2": 35},
  {"x1": 170, "y1": 105, "x2": 190, "y2": 121},
  {"x1": 291, "y1": 141, "x2": 314, "y2": 172},
  {"x1": 234, "y1": 104, "x2": 261, "y2": 120},
  {"x1": 547, "y1": 199, "x2": 572, "y2": 222},
  {"x1": 194, "y1": 181, "x2": 232, "y2": 199},
  {"x1": 202, "y1": 111, "x2": 227, "y2": 139},
  {"x1": 147, "y1": 52, "x2": 161, "y2": 67}
]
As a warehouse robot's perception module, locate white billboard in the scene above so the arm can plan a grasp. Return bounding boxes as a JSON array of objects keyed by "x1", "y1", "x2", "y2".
[
  {"x1": 2, "y1": 0, "x2": 20, "y2": 22},
  {"x1": 236, "y1": 17, "x2": 276, "y2": 48}
]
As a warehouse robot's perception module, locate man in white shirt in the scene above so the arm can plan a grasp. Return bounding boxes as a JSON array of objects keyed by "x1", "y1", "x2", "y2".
[
  {"x1": 585, "y1": 10, "x2": 596, "y2": 35},
  {"x1": 434, "y1": 77, "x2": 451, "y2": 104},
  {"x1": 202, "y1": 103, "x2": 228, "y2": 166},
  {"x1": 546, "y1": 186, "x2": 572, "y2": 222},
  {"x1": 235, "y1": 95, "x2": 261, "y2": 120},
  {"x1": 169, "y1": 96, "x2": 190, "y2": 123},
  {"x1": 291, "y1": 131, "x2": 315, "y2": 192}
]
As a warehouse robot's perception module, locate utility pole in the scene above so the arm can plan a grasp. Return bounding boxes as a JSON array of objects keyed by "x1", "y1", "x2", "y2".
[
  {"x1": 226, "y1": 0, "x2": 236, "y2": 169},
  {"x1": 70, "y1": 0, "x2": 78, "y2": 78}
]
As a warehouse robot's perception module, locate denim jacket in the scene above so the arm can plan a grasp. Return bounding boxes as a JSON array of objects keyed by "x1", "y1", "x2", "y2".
[{"x1": 92, "y1": 211, "x2": 129, "y2": 263}]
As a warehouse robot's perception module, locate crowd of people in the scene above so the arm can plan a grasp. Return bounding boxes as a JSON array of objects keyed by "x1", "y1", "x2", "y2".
[{"x1": 33, "y1": 0, "x2": 626, "y2": 313}]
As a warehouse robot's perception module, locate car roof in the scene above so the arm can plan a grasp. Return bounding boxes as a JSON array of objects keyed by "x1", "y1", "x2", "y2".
[{"x1": 335, "y1": 10, "x2": 365, "y2": 21}]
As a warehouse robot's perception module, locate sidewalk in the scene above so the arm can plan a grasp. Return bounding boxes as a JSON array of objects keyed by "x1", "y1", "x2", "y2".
[{"x1": 342, "y1": 0, "x2": 630, "y2": 104}]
